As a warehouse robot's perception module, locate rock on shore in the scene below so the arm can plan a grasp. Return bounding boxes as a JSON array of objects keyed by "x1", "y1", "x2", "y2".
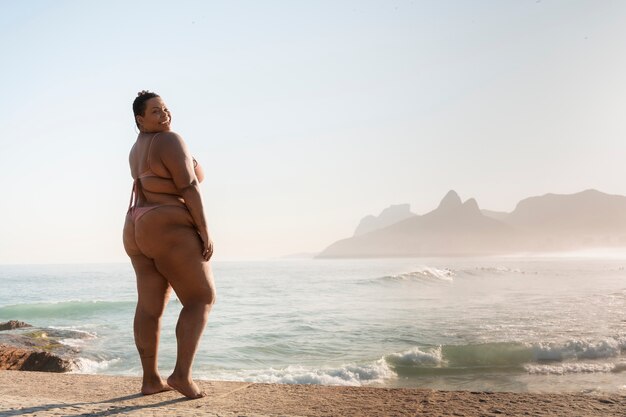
[
  {"x1": 0, "y1": 344, "x2": 73, "y2": 372},
  {"x1": 0, "y1": 320, "x2": 32, "y2": 331},
  {"x1": 0, "y1": 320, "x2": 76, "y2": 372}
]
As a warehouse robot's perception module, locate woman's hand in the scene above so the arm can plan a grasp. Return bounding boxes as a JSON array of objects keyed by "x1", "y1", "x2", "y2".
[{"x1": 198, "y1": 227, "x2": 213, "y2": 261}]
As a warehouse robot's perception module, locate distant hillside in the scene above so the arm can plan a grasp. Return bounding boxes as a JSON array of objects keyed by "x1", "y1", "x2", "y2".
[
  {"x1": 317, "y1": 189, "x2": 626, "y2": 258},
  {"x1": 507, "y1": 189, "x2": 626, "y2": 234},
  {"x1": 353, "y1": 204, "x2": 416, "y2": 236}
]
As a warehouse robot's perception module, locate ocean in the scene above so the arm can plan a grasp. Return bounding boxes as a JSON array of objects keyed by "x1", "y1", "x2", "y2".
[{"x1": 0, "y1": 257, "x2": 624, "y2": 394}]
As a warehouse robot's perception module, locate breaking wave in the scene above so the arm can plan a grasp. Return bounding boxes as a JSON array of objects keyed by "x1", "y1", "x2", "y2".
[
  {"x1": 0, "y1": 300, "x2": 135, "y2": 319},
  {"x1": 385, "y1": 346, "x2": 444, "y2": 367},
  {"x1": 374, "y1": 267, "x2": 454, "y2": 284},
  {"x1": 525, "y1": 362, "x2": 626, "y2": 375},
  {"x1": 204, "y1": 337, "x2": 626, "y2": 386},
  {"x1": 383, "y1": 338, "x2": 626, "y2": 377},
  {"x1": 72, "y1": 357, "x2": 121, "y2": 374},
  {"x1": 210, "y1": 359, "x2": 394, "y2": 386},
  {"x1": 531, "y1": 338, "x2": 626, "y2": 361}
]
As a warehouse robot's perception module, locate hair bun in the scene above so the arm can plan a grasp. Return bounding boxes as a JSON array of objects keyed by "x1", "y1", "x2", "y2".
[{"x1": 137, "y1": 90, "x2": 153, "y2": 97}]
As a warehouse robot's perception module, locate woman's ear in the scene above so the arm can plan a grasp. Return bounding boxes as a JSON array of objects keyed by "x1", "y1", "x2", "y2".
[{"x1": 136, "y1": 114, "x2": 144, "y2": 128}]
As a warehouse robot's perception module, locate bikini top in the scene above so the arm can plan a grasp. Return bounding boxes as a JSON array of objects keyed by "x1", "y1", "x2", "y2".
[{"x1": 127, "y1": 133, "x2": 164, "y2": 212}]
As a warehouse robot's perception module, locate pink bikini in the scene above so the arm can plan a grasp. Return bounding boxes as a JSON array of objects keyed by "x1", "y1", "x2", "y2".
[{"x1": 127, "y1": 133, "x2": 168, "y2": 222}]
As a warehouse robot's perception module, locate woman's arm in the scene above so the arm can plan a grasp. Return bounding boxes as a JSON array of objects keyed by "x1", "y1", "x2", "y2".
[
  {"x1": 193, "y1": 157, "x2": 205, "y2": 182},
  {"x1": 159, "y1": 132, "x2": 213, "y2": 261}
]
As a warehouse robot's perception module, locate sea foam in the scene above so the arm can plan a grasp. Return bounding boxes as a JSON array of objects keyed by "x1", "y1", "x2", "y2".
[
  {"x1": 531, "y1": 338, "x2": 626, "y2": 362},
  {"x1": 73, "y1": 357, "x2": 121, "y2": 374},
  {"x1": 385, "y1": 346, "x2": 444, "y2": 367},
  {"x1": 468, "y1": 266, "x2": 525, "y2": 274},
  {"x1": 376, "y1": 267, "x2": 454, "y2": 284},
  {"x1": 524, "y1": 362, "x2": 620, "y2": 375},
  {"x1": 210, "y1": 359, "x2": 395, "y2": 386}
]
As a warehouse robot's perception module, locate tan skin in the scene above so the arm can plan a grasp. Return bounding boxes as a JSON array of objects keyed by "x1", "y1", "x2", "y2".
[{"x1": 122, "y1": 96, "x2": 215, "y2": 399}]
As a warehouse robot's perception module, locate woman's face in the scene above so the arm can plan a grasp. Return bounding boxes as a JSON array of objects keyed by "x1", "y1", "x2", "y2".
[{"x1": 136, "y1": 97, "x2": 171, "y2": 133}]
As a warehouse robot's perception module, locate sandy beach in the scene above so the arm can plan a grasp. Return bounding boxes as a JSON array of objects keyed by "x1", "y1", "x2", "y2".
[{"x1": 0, "y1": 371, "x2": 623, "y2": 416}]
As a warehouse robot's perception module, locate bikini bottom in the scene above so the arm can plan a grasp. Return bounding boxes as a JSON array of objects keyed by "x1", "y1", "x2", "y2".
[
  {"x1": 127, "y1": 204, "x2": 189, "y2": 223},
  {"x1": 128, "y1": 206, "x2": 156, "y2": 223},
  {"x1": 128, "y1": 204, "x2": 183, "y2": 223}
]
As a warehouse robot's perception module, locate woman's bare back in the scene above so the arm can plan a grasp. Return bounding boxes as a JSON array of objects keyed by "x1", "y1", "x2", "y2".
[{"x1": 123, "y1": 132, "x2": 208, "y2": 260}]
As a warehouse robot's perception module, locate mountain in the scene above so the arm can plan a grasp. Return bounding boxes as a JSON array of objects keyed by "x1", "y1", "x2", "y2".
[
  {"x1": 501, "y1": 189, "x2": 626, "y2": 249},
  {"x1": 318, "y1": 191, "x2": 519, "y2": 258},
  {"x1": 353, "y1": 204, "x2": 416, "y2": 236},
  {"x1": 317, "y1": 189, "x2": 626, "y2": 258},
  {"x1": 507, "y1": 189, "x2": 626, "y2": 233}
]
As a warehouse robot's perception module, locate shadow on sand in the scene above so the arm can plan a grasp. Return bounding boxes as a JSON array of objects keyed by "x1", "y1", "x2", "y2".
[{"x1": 1, "y1": 392, "x2": 194, "y2": 416}]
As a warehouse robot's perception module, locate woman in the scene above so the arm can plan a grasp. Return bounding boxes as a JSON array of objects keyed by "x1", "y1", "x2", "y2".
[{"x1": 122, "y1": 90, "x2": 216, "y2": 399}]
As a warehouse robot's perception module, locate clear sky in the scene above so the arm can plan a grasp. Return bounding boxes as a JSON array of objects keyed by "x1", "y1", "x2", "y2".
[{"x1": 0, "y1": 0, "x2": 625, "y2": 264}]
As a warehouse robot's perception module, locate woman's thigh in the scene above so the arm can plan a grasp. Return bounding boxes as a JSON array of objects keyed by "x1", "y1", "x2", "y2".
[
  {"x1": 135, "y1": 207, "x2": 216, "y2": 307},
  {"x1": 129, "y1": 252, "x2": 172, "y2": 317}
]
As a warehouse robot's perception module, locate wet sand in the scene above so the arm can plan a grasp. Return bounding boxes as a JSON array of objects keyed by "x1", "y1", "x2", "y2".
[{"x1": 0, "y1": 370, "x2": 624, "y2": 416}]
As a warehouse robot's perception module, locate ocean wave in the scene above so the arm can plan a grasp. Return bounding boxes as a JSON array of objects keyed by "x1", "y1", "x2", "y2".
[
  {"x1": 607, "y1": 290, "x2": 626, "y2": 299},
  {"x1": 59, "y1": 338, "x2": 88, "y2": 348},
  {"x1": 382, "y1": 337, "x2": 626, "y2": 376},
  {"x1": 49, "y1": 326, "x2": 98, "y2": 338},
  {"x1": 201, "y1": 339, "x2": 626, "y2": 385},
  {"x1": 72, "y1": 357, "x2": 121, "y2": 374},
  {"x1": 375, "y1": 267, "x2": 454, "y2": 284},
  {"x1": 210, "y1": 359, "x2": 395, "y2": 386},
  {"x1": 472, "y1": 266, "x2": 523, "y2": 274},
  {"x1": 385, "y1": 346, "x2": 444, "y2": 367},
  {"x1": 531, "y1": 338, "x2": 626, "y2": 361},
  {"x1": 384, "y1": 343, "x2": 532, "y2": 375},
  {"x1": 0, "y1": 300, "x2": 135, "y2": 319},
  {"x1": 524, "y1": 362, "x2": 623, "y2": 375}
]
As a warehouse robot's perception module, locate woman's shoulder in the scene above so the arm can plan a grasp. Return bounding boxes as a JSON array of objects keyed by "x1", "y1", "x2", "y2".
[
  {"x1": 155, "y1": 131, "x2": 190, "y2": 153},
  {"x1": 157, "y1": 130, "x2": 189, "y2": 144},
  {"x1": 156, "y1": 130, "x2": 183, "y2": 140},
  {"x1": 153, "y1": 131, "x2": 183, "y2": 145}
]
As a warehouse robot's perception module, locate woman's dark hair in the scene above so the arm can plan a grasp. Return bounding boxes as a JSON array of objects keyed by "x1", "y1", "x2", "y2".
[{"x1": 132, "y1": 90, "x2": 160, "y2": 129}]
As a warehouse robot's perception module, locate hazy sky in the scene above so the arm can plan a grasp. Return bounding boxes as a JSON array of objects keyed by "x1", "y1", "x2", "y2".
[{"x1": 1, "y1": 0, "x2": 625, "y2": 263}]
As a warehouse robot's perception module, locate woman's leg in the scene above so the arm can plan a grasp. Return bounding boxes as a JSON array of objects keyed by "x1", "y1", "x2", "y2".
[
  {"x1": 124, "y1": 214, "x2": 172, "y2": 394},
  {"x1": 128, "y1": 253, "x2": 173, "y2": 395},
  {"x1": 154, "y1": 248, "x2": 215, "y2": 398},
  {"x1": 134, "y1": 207, "x2": 216, "y2": 398}
]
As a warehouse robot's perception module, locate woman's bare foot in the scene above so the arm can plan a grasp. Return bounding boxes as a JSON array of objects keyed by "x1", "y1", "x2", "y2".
[
  {"x1": 167, "y1": 374, "x2": 206, "y2": 399},
  {"x1": 141, "y1": 377, "x2": 173, "y2": 395}
]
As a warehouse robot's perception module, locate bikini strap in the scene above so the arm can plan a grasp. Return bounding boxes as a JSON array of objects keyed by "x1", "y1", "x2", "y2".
[
  {"x1": 145, "y1": 132, "x2": 161, "y2": 168},
  {"x1": 129, "y1": 132, "x2": 161, "y2": 212}
]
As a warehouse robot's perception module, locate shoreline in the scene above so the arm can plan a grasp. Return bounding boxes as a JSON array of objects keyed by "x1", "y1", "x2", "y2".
[
  {"x1": 1, "y1": 323, "x2": 625, "y2": 398},
  {"x1": 1, "y1": 371, "x2": 624, "y2": 416}
]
